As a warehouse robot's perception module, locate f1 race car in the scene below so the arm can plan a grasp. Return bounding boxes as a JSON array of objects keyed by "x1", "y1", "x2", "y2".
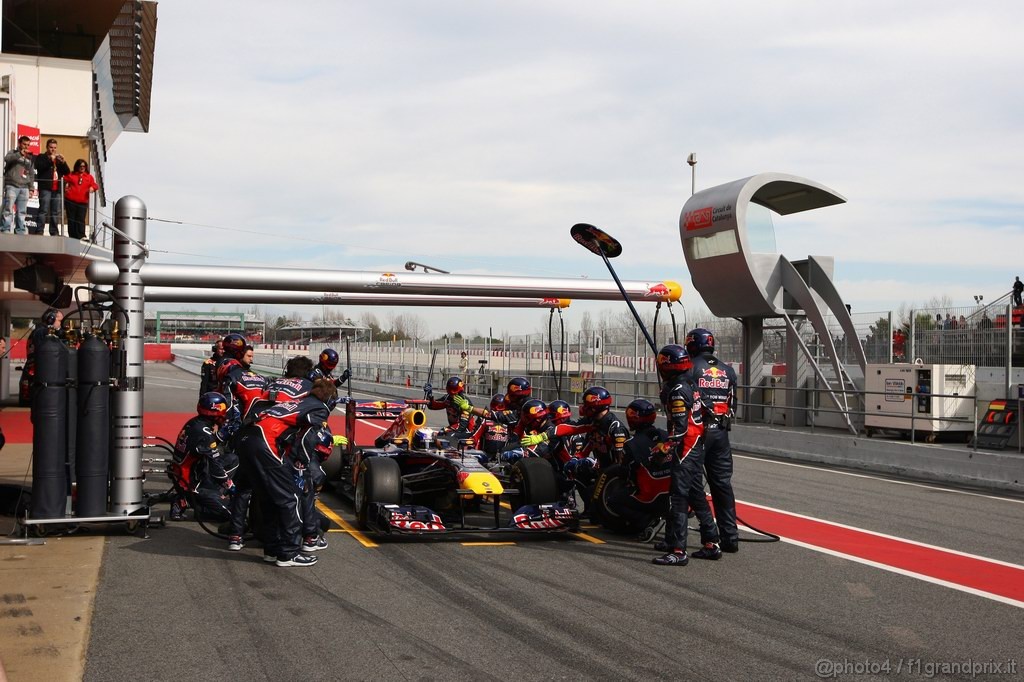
[{"x1": 331, "y1": 398, "x2": 579, "y2": 536}]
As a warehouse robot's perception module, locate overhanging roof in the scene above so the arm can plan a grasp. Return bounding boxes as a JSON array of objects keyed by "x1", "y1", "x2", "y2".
[{"x1": 3, "y1": 0, "x2": 157, "y2": 132}]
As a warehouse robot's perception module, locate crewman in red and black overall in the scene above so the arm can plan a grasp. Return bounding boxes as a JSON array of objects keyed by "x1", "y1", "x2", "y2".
[
  {"x1": 307, "y1": 348, "x2": 351, "y2": 387},
  {"x1": 168, "y1": 392, "x2": 236, "y2": 521},
  {"x1": 214, "y1": 333, "x2": 250, "y2": 434},
  {"x1": 229, "y1": 378, "x2": 338, "y2": 567},
  {"x1": 470, "y1": 394, "x2": 511, "y2": 460},
  {"x1": 575, "y1": 386, "x2": 629, "y2": 469},
  {"x1": 651, "y1": 344, "x2": 715, "y2": 566},
  {"x1": 605, "y1": 399, "x2": 671, "y2": 534},
  {"x1": 424, "y1": 376, "x2": 474, "y2": 433},
  {"x1": 290, "y1": 424, "x2": 341, "y2": 553},
  {"x1": 686, "y1": 327, "x2": 740, "y2": 554},
  {"x1": 199, "y1": 340, "x2": 224, "y2": 396},
  {"x1": 455, "y1": 376, "x2": 531, "y2": 433}
]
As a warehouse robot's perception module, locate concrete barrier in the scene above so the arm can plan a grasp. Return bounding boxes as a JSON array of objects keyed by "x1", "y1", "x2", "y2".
[{"x1": 731, "y1": 423, "x2": 1024, "y2": 494}]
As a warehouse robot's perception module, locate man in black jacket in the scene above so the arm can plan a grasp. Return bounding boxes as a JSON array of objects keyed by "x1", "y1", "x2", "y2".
[
  {"x1": 686, "y1": 327, "x2": 740, "y2": 555},
  {"x1": 33, "y1": 139, "x2": 70, "y2": 236}
]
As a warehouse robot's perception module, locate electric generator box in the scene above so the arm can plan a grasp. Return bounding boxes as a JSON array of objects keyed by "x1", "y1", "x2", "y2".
[{"x1": 864, "y1": 363, "x2": 976, "y2": 439}]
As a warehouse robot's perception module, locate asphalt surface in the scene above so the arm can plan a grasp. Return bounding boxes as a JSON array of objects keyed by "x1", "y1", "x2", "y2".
[{"x1": 82, "y1": 364, "x2": 1024, "y2": 681}]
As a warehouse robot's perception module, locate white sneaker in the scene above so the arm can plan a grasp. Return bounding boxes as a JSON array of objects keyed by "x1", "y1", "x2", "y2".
[
  {"x1": 276, "y1": 554, "x2": 318, "y2": 567},
  {"x1": 227, "y1": 536, "x2": 244, "y2": 551}
]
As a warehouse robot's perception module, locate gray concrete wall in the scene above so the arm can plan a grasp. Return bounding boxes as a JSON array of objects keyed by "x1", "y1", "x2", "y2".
[{"x1": 731, "y1": 423, "x2": 1024, "y2": 495}]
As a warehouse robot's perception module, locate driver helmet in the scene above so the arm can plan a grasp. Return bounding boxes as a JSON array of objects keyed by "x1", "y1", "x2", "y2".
[{"x1": 411, "y1": 427, "x2": 435, "y2": 450}]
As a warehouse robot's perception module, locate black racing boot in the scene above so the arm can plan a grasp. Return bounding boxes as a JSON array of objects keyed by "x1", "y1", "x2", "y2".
[
  {"x1": 652, "y1": 550, "x2": 689, "y2": 566},
  {"x1": 692, "y1": 542, "x2": 722, "y2": 560}
]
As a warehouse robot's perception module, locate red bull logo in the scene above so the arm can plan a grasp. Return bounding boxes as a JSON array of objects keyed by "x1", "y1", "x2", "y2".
[
  {"x1": 698, "y1": 366, "x2": 730, "y2": 390},
  {"x1": 644, "y1": 283, "x2": 671, "y2": 298},
  {"x1": 376, "y1": 273, "x2": 401, "y2": 287},
  {"x1": 540, "y1": 297, "x2": 560, "y2": 306}
]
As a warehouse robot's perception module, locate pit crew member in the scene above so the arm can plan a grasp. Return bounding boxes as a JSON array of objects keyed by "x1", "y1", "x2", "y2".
[
  {"x1": 168, "y1": 392, "x2": 236, "y2": 521},
  {"x1": 605, "y1": 399, "x2": 671, "y2": 534},
  {"x1": 307, "y1": 348, "x2": 351, "y2": 387},
  {"x1": 651, "y1": 344, "x2": 717, "y2": 566},
  {"x1": 229, "y1": 378, "x2": 338, "y2": 567},
  {"x1": 424, "y1": 376, "x2": 474, "y2": 433},
  {"x1": 687, "y1": 327, "x2": 739, "y2": 554}
]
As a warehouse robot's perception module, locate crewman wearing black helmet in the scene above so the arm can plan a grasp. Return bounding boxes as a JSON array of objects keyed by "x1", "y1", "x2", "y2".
[
  {"x1": 651, "y1": 344, "x2": 718, "y2": 566},
  {"x1": 167, "y1": 392, "x2": 237, "y2": 521},
  {"x1": 424, "y1": 376, "x2": 473, "y2": 432},
  {"x1": 307, "y1": 348, "x2": 351, "y2": 387},
  {"x1": 686, "y1": 327, "x2": 740, "y2": 554}
]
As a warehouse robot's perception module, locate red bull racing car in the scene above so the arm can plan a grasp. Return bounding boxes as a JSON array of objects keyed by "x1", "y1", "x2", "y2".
[{"x1": 332, "y1": 398, "x2": 579, "y2": 536}]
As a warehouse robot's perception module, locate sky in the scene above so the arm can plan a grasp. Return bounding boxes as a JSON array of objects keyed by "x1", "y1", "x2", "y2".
[{"x1": 102, "y1": 1, "x2": 1024, "y2": 338}]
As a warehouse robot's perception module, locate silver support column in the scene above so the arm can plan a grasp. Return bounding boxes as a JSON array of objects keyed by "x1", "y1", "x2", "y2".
[{"x1": 111, "y1": 196, "x2": 147, "y2": 515}]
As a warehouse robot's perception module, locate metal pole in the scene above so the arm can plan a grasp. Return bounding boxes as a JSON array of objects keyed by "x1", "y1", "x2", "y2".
[
  {"x1": 1006, "y1": 304, "x2": 1013, "y2": 399},
  {"x1": 633, "y1": 325, "x2": 638, "y2": 380},
  {"x1": 887, "y1": 310, "x2": 893, "y2": 363},
  {"x1": 687, "y1": 152, "x2": 697, "y2": 196},
  {"x1": 111, "y1": 196, "x2": 147, "y2": 516},
  {"x1": 909, "y1": 310, "x2": 916, "y2": 362}
]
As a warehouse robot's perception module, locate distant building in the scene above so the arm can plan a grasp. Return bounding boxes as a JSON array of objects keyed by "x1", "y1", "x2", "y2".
[{"x1": 143, "y1": 311, "x2": 264, "y2": 344}]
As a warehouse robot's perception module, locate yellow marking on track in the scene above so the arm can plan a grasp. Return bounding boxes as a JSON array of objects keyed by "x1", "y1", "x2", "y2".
[
  {"x1": 500, "y1": 501, "x2": 512, "y2": 510},
  {"x1": 316, "y1": 500, "x2": 378, "y2": 548},
  {"x1": 460, "y1": 541, "x2": 517, "y2": 547},
  {"x1": 580, "y1": 524, "x2": 600, "y2": 529},
  {"x1": 570, "y1": 531, "x2": 606, "y2": 544}
]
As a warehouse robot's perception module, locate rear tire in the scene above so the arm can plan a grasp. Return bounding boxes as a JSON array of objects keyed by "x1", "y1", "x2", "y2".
[
  {"x1": 509, "y1": 457, "x2": 559, "y2": 509},
  {"x1": 355, "y1": 457, "x2": 402, "y2": 530},
  {"x1": 321, "y1": 448, "x2": 342, "y2": 480},
  {"x1": 589, "y1": 465, "x2": 633, "y2": 532}
]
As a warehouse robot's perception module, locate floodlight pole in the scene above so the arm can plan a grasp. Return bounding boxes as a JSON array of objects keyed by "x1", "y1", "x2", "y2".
[{"x1": 687, "y1": 152, "x2": 697, "y2": 196}]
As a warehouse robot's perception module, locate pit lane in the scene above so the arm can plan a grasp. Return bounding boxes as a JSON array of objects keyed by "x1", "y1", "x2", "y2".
[{"x1": 82, "y1": 363, "x2": 1024, "y2": 680}]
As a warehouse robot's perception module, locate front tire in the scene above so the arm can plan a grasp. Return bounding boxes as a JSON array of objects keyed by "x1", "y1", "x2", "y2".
[
  {"x1": 355, "y1": 457, "x2": 402, "y2": 530},
  {"x1": 509, "y1": 457, "x2": 559, "y2": 509}
]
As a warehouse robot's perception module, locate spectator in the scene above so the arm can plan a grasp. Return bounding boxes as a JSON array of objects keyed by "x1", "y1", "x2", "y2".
[
  {"x1": 63, "y1": 159, "x2": 99, "y2": 240},
  {"x1": 33, "y1": 139, "x2": 70, "y2": 236},
  {"x1": 1013, "y1": 276, "x2": 1023, "y2": 307},
  {"x1": 458, "y1": 351, "x2": 468, "y2": 374},
  {"x1": 2, "y1": 135, "x2": 37, "y2": 235}
]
